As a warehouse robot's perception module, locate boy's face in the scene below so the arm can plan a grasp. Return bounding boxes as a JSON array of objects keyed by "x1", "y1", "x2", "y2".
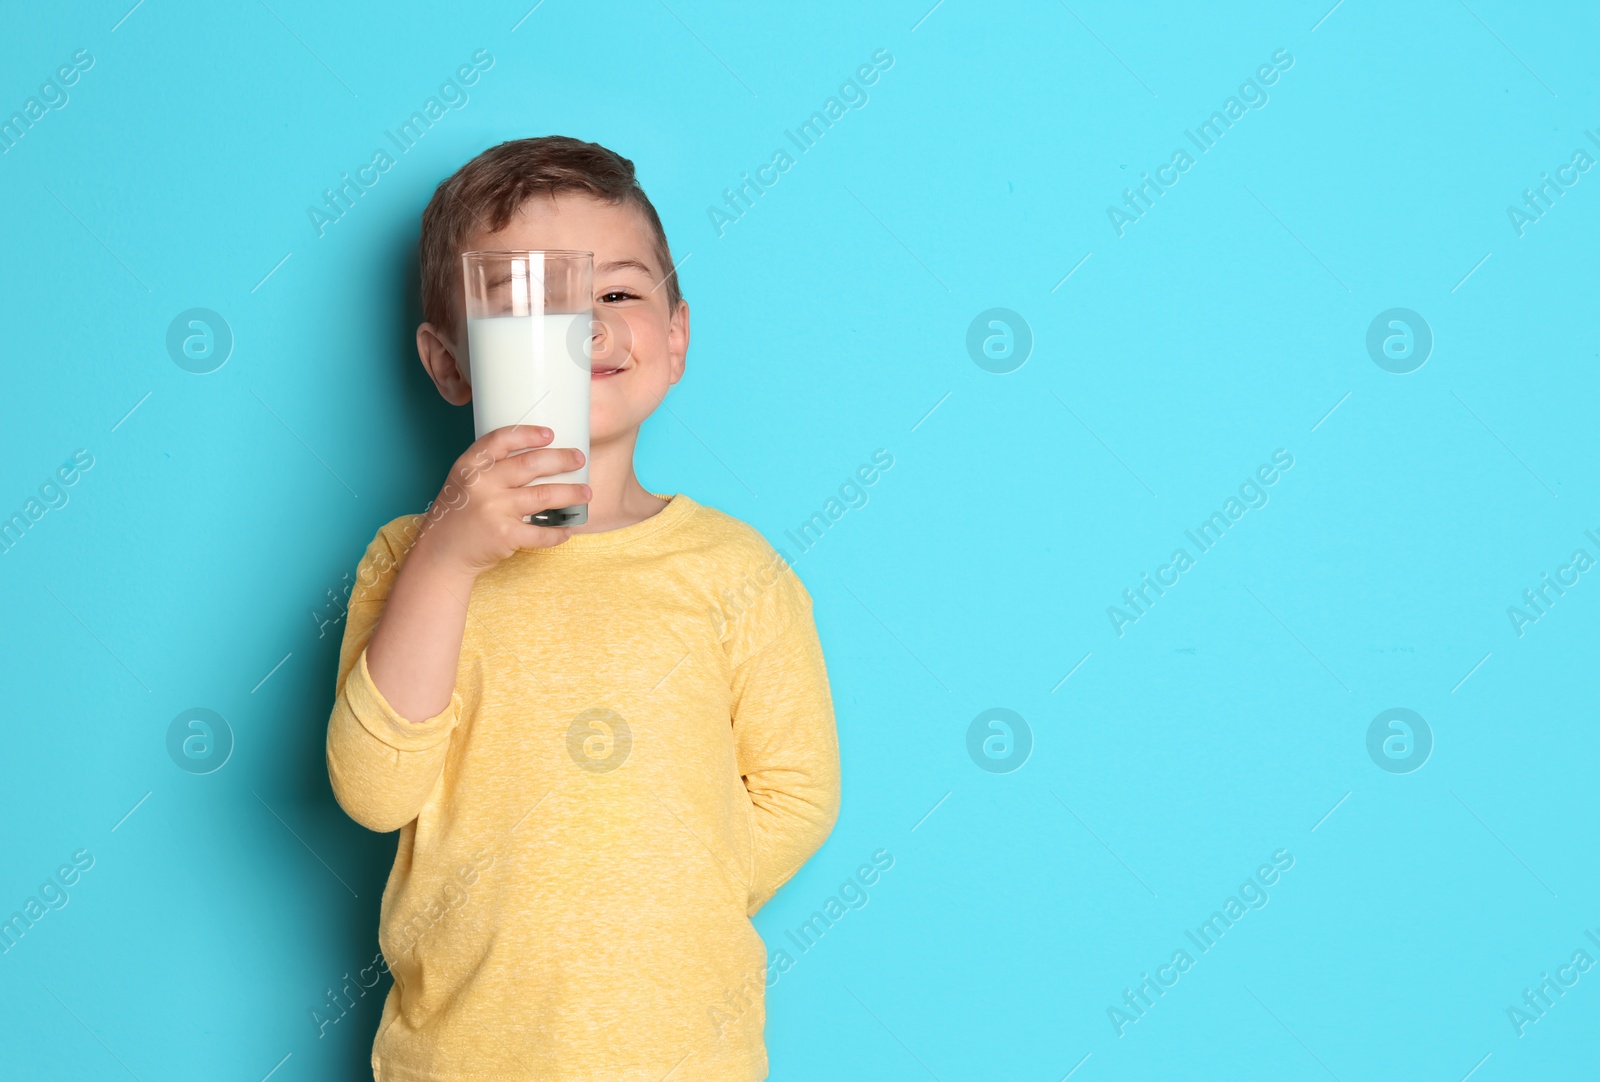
[{"x1": 418, "y1": 191, "x2": 688, "y2": 448}]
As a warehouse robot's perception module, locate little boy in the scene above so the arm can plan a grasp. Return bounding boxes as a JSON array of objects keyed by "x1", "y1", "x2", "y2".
[{"x1": 325, "y1": 136, "x2": 841, "y2": 1081}]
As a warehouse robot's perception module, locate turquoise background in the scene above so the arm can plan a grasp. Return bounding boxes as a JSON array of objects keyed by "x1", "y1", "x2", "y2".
[{"x1": 2, "y1": 0, "x2": 1598, "y2": 1078}]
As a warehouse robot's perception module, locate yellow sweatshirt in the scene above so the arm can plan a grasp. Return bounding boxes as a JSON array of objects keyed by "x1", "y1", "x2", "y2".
[{"x1": 325, "y1": 493, "x2": 841, "y2": 1081}]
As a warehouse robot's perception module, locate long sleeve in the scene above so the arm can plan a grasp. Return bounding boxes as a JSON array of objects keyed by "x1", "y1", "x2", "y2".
[
  {"x1": 325, "y1": 518, "x2": 464, "y2": 833},
  {"x1": 729, "y1": 566, "x2": 841, "y2": 915}
]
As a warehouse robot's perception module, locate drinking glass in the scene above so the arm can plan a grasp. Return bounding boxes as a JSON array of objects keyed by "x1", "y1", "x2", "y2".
[{"x1": 461, "y1": 250, "x2": 592, "y2": 526}]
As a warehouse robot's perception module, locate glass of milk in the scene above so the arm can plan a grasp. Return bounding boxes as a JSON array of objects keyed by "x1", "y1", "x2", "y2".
[{"x1": 460, "y1": 250, "x2": 592, "y2": 526}]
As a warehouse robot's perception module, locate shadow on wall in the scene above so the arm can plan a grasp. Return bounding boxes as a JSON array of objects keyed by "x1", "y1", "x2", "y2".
[{"x1": 283, "y1": 214, "x2": 472, "y2": 1076}]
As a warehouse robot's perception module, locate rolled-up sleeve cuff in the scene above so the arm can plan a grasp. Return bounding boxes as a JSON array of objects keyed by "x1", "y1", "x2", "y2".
[{"x1": 344, "y1": 647, "x2": 462, "y2": 752}]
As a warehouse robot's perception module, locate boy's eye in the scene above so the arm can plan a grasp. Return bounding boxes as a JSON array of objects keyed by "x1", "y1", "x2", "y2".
[{"x1": 599, "y1": 290, "x2": 638, "y2": 304}]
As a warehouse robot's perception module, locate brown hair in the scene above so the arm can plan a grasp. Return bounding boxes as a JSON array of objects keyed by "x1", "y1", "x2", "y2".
[{"x1": 418, "y1": 135, "x2": 682, "y2": 342}]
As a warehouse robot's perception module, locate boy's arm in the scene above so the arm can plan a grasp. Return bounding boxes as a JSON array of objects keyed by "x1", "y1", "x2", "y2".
[
  {"x1": 325, "y1": 520, "x2": 473, "y2": 833},
  {"x1": 325, "y1": 426, "x2": 588, "y2": 833},
  {"x1": 729, "y1": 568, "x2": 842, "y2": 915}
]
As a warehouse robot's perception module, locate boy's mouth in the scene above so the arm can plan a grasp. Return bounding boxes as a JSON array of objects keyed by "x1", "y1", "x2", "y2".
[{"x1": 592, "y1": 365, "x2": 624, "y2": 379}]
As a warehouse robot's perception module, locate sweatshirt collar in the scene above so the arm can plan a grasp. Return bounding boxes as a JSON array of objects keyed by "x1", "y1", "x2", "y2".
[{"x1": 520, "y1": 492, "x2": 695, "y2": 555}]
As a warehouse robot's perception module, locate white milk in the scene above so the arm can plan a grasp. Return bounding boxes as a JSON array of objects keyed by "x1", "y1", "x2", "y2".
[{"x1": 465, "y1": 312, "x2": 590, "y2": 487}]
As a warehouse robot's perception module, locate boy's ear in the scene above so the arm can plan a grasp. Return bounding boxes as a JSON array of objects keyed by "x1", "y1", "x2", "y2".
[
  {"x1": 666, "y1": 299, "x2": 689, "y2": 386},
  {"x1": 417, "y1": 322, "x2": 471, "y2": 406}
]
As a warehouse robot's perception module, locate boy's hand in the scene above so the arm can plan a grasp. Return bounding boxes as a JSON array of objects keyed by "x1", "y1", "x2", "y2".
[{"x1": 415, "y1": 424, "x2": 589, "y2": 578}]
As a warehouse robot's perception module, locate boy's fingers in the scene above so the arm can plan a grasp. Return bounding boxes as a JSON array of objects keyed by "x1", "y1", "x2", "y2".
[
  {"x1": 479, "y1": 424, "x2": 554, "y2": 461},
  {"x1": 504, "y1": 446, "x2": 586, "y2": 485}
]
